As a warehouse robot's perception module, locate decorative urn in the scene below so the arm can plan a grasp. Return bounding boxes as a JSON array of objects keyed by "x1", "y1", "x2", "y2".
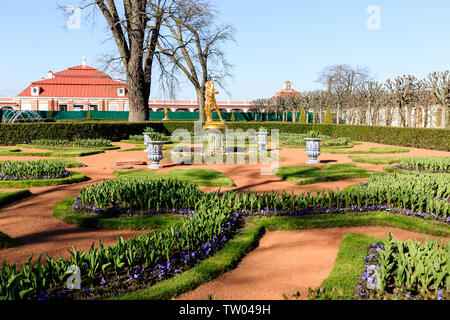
[
  {"x1": 143, "y1": 131, "x2": 167, "y2": 169},
  {"x1": 304, "y1": 138, "x2": 324, "y2": 164},
  {"x1": 257, "y1": 130, "x2": 268, "y2": 151}
]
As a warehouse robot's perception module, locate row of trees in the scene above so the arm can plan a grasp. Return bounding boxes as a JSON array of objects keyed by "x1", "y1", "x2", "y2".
[
  {"x1": 253, "y1": 65, "x2": 449, "y2": 128},
  {"x1": 76, "y1": 0, "x2": 233, "y2": 122}
]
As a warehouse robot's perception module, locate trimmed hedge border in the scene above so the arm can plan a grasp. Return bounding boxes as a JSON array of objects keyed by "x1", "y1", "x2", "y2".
[
  {"x1": 53, "y1": 196, "x2": 184, "y2": 230},
  {"x1": 112, "y1": 213, "x2": 449, "y2": 300},
  {"x1": 0, "y1": 189, "x2": 32, "y2": 208},
  {"x1": 0, "y1": 171, "x2": 88, "y2": 188},
  {"x1": 0, "y1": 121, "x2": 449, "y2": 151}
]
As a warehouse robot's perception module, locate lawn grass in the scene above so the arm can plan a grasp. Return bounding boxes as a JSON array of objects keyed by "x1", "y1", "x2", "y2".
[
  {"x1": 111, "y1": 212, "x2": 449, "y2": 300},
  {"x1": 43, "y1": 158, "x2": 86, "y2": 168},
  {"x1": 349, "y1": 155, "x2": 405, "y2": 165},
  {"x1": 0, "y1": 171, "x2": 88, "y2": 188},
  {"x1": 275, "y1": 163, "x2": 375, "y2": 186},
  {"x1": 120, "y1": 140, "x2": 145, "y2": 145},
  {"x1": 318, "y1": 233, "x2": 382, "y2": 299},
  {"x1": 53, "y1": 196, "x2": 184, "y2": 230},
  {"x1": 114, "y1": 168, "x2": 236, "y2": 187},
  {"x1": 281, "y1": 142, "x2": 360, "y2": 149},
  {"x1": 0, "y1": 158, "x2": 86, "y2": 168},
  {"x1": 0, "y1": 189, "x2": 32, "y2": 208},
  {"x1": 118, "y1": 145, "x2": 147, "y2": 152},
  {"x1": 0, "y1": 149, "x2": 105, "y2": 157},
  {"x1": 324, "y1": 147, "x2": 410, "y2": 154},
  {"x1": 17, "y1": 144, "x2": 120, "y2": 151}
]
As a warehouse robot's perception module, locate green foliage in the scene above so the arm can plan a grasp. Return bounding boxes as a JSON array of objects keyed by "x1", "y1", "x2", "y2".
[
  {"x1": 280, "y1": 132, "x2": 329, "y2": 146},
  {"x1": 75, "y1": 178, "x2": 207, "y2": 216},
  {"x1": 304, "y1": 130, "x2": 323, "y2": 139},
  {"x1": 275, "y1": 163, "x2": 374, "y2": 185},
  {"x1": 0, "y1": 160, "x2": 67, "y2": 180},
  {"x1": 87, "y1": 110, "x2": 92, "y2": 120},
  {"x1": 0, "y1": 188, "x2": 240, "y2": 300},
  {"x1": 114, "y1": 169, "x2": 235, "y2": 187},
  {"x1": 128, "y1": 134, "x2": 145, "y2": 142},
  {"x1": 30, "y1": 139, "x2": 111, "y2": 148},
  {"x1": 359, "y1": 233, "x2": 449, "y2": 300},
  {"x1": 0, "y1": 121, "x2": 448, "y2": 151},
  {"x1": 230, "y1": 112, "x2": 236, "y2": 122},
  {"x1": 326, "y1": 147, "x2": 410, "y2": 154},
  {"x1": 350, "y1": 156, "x2": 405, "y2": 165},
  {"x1": 398, "y1": 156, "x2": 450, "y2": 173},
  {"x1": 324, "y1": 108, "x2": 334, "y2": 125},
  {"x1": 1, "y1": 168, "x2": 450, "y2": 300},
  {"x1": 0, "y1": 171, "x2": 87, "y2": 188}
]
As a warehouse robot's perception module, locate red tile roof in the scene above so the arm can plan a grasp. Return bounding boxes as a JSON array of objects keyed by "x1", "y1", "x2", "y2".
[{"x1": 17, "y1": 65, "x2": 127, "y2": 98}]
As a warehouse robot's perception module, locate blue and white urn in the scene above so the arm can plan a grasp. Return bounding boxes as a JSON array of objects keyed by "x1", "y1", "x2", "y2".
[
  {"x1": 143, "y1": 133, "x2": 166, "y2": 169},
  {"x1": 304, "y1": 138, "x2": 323, "y2": 164},
  {"x1": 257, "y1": 131, "x2": 268, "y2": 151}
]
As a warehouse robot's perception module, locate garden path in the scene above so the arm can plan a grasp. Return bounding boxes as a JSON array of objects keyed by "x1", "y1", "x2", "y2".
[
  {"x1": 0, "y1": 142, "x2": 448, "y2": 268},
  {"x1": 177, "y1": 226, "x2": 449, "y2": 300}
]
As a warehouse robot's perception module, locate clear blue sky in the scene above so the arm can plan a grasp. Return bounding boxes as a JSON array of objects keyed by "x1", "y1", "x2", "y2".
[{"x1": 1, "y1": 0, "x2": 449, "y2": 100}]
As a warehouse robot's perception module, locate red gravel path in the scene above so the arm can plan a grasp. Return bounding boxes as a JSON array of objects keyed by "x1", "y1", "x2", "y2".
[{"x1": 0, "y1": 141, "x2": 448, "y2": 299}]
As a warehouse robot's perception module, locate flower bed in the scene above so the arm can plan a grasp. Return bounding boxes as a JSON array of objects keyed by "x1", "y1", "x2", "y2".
[
  {"x1": 30, "y1": 139, "x2": 112, "y2": 149},
  {"x1": 0, "y1": 197, "x2": 243, "y2": 300},
  {"x1": 2, "y1": 170, "x2": 449, "y2": 300},
  {"x1": 397, "y1": 156, "x2": 450, "y2": 173},
  {"x1": 358, "y1": 233, "x2": 449, "y2": 300},
  {"x1": 280, "y1": 132, "x2": 353, "y2": 148},
  {"x1": 0, "y1": 160, "x2": 70, "y2": 181}
]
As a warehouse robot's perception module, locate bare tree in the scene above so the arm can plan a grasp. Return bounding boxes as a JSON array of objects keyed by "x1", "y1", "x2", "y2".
[
  {"x1": 427, "y1": 71, "x2": 450, "y2": 128},
  {"x1": 156, "y1": 0, "x2": 234, "y2": 122},
  {"x1": 81, "y1": 0, "x2": 170, "y2": 122},
  {"x1": 384, "y1": 75, "x2": 422, "y2": 127},
  {"x1": 357, "y1": 81, "x2": 385, "y2": 126},
  {"x1": 316, "y1": 64, "x2": 373, "y2": 124},
  {"x1": 252, "y1": 98, "x2": 271, "y2": 121}
]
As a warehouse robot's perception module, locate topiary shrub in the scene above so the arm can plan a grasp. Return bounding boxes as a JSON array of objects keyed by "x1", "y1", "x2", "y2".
[
  {"x1": 324, "y1": 108, "x2": 333, "y2": 125},
  {"x1": 299, "y1": 108, "x2": 306, "y2": 124}
]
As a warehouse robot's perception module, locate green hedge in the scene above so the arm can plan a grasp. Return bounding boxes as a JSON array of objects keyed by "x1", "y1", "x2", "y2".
[{"x1": 0, "y1": 122, "x2": 448, "y2": 151}]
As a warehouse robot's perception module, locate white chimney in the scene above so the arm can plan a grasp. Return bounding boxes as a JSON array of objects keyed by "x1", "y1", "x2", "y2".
[
  {"x1": 48, "y1": 71, "x2": 53, "y2": 79},
  {"x1": 82, "y1": 57, "x2": 87, "y2": 67}
]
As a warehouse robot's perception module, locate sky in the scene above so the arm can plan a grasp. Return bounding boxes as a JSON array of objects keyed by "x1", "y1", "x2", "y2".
[{"x1": 0, "y1": 0, "x2": 450, "y2": 100}]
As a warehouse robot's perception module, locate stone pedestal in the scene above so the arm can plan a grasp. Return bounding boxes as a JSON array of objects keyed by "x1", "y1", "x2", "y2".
[{"x1": 203, "y1": 121, "x2": 227, "y2": 152}]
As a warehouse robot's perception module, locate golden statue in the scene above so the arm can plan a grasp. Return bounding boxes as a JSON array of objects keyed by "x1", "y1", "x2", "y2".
[
  {"x1": 162, "y1": 107, "x2": 170, "y2": 121},
  {"x1": 204, "y1": 80, "x2": 225, "y2": 125}
]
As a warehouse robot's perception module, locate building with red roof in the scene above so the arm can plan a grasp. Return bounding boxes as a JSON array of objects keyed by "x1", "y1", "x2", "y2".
[
  {"x1": 273, "y1": 81, "x2": 301, "y2": 98},
  {"x1": 15, "y1": 60, "x2": 129, "y2": 112},
  {"x1": 4, "y1": 60, "x2": 301, "y2": 114}
]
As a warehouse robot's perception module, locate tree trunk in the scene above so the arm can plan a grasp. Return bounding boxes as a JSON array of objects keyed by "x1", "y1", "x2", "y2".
[
  {"x1": 336, "y1": 104, "x2": 341, "y2": 124},
  {"x1": 127, "y1": 67, "x2": 149, "y2": 122},
  {"x1": 196, "y1": 87, "x2": 205, "y2": 123},
  {"x1": 443, "y1": 105, "x2": 448, "y2": 128}
]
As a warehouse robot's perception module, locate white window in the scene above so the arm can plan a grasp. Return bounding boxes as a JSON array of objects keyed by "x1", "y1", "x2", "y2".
[
  {"x1": 109, "y1": 103, "x2": 119, "y2": 111},
  {"x1": 73, "y1": 105, "x2": 84, "y2": 111},
  {"x1": 38, "y1": 102, "x2": 49, "y2": 111},
  {"x1": 117, "y1": 88, "x2": 126, "y2": 97},
  {"x1": 124, "y1": 103, "x2": 129, "y2": 111},
  {"x1": 59, "y1": 105, "x2": 68, "y2": 111},
  {"x1": 89, "y1": 105, "x2": 98, "y2": 111},
  {"x1": 31, "y1": 87, "x2": 40, "y2": 96},
  {"x1": 22, "y1": 103, "x2": 32, "y2": 111}
]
